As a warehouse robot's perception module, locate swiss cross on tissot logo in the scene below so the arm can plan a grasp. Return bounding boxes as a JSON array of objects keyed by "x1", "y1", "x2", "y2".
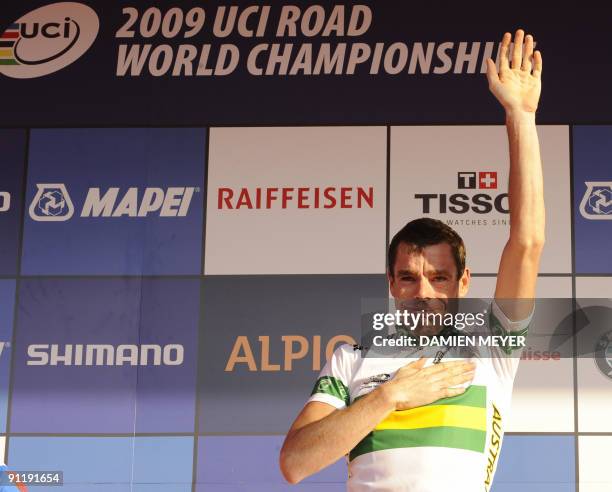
[
  {"x1": 457, "y1": 171, "x2": 498, "y2": 190},
  {"x1": 479, "y1": 172, "x2": 498, "y2": 189}
]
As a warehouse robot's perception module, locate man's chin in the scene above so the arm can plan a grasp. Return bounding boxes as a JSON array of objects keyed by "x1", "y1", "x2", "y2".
[{"x1": 413, "y1": 324, "x2": 444, "y2": 337}]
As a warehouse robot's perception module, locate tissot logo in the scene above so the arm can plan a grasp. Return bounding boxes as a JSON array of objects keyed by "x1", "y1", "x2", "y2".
[
  {"x1": 0, "y1": 2, "x2": 99, "y2": 79},
  {"x1": 579, "y1": 182, "x2": 612, "y2": 220},
  {"x1": 217, "y1": 186, "x2": 374, "y2": 209},
  {"x1": 29, "y1": 183, "x2": 197, "y2": 221},
  {"x1": 457, "y1": 171, "x2": 498, "y2": 190},
  {"x1": 415, "y1": 171, "x2": 508, "y2": 215},
  {"x1": 0, "y1": 191, "x2": 11, "y2": 212}
]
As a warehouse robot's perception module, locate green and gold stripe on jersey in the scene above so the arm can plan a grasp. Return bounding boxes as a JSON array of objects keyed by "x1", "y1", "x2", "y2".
[{"x1": 350, "y1": 384, "x2": 487, "y2": 460}]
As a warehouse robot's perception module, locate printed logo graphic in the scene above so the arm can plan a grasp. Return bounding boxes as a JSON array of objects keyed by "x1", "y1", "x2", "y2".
[
  {"x1": 0, "y1": 341, "x2": 10, "y2": 360},
  {"x1": 357, "y1": 373, "x2": 391, "y2": 394},
  {"x1": 29, "y1": 184, "x2": 197, "y2": 221},
  {"x1": 27, "y1": 343, "x2": 184, "y2": 366},
  {"x1": 580, "y1": 182, "x2": 612, "y2": 220},
  {"x1": 457, "y1": 172, "x2": 477, "y2": 189},
  {"x1": 0, "y1": 191, "x2": 10, "y2": 212},
  {"x1": 29, "y1": 183, "x2": 74, "y2": 221},
  {"x1": 594, "y1": 331, "x2": 612, "y2": 379},
  {"x1": 478, "y1": 172, "x2": 497, "y2": 189},
  {"x1": 457, "y1": 171, "x2": 498, "y2": 190},
  {"x1": 217, "y1": 186, "x2": 374, "y2": 210},
  {"x1": 364, "y1": 373, "x2": 391, "y2": 384},
  {"x1": 415, "y1": 171, "x2": 508, "y2": 216},
  {"x1": 0, "y1": 2, "x2": 99, "y2": 79}
]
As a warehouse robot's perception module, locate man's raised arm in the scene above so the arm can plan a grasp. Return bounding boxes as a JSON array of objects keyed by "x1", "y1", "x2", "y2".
[{"x1": 486, "y1": 29, "x2": 545, "y2": 320}]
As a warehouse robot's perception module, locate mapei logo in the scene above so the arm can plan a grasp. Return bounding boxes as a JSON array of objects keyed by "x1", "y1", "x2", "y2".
[
  {"x1": 0, "y1": 191, "x2": 11, "y2": 212},
  {"x1": 0, "y1": 341, "x2": 10, "y2": 360},
  {"x1": 414, "y1": 171, "x2": 508, "y2": 214},
  {"x1": 580, "y1": 182, "x2": 612, "y2": 220},
  {"x1": 29, "y1": 184, "x2": 74, "y2": 221},
  {"x1": 0, "y1": 2, "x2": 99, "y2": 79},
  {"x1": 29, "y1": 183, "x2": 197, "y2": 221}
]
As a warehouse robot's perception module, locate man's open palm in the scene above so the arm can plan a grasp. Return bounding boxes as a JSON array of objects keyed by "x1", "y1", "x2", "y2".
[{"x1": 486, "y1": 29, "x2": 542, "y2": 113}]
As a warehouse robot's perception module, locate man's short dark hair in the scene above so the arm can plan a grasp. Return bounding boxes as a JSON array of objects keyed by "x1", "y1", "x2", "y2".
[{"x1": 388, "y1": 218, "x2": 466, "y2": 280}]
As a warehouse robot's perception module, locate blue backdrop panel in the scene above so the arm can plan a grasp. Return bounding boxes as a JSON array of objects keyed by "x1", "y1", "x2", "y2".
[
  {"x1": 492, "y1": 435, "x2": 575, "y2": 492},
  {"x1": 10, "y1": 278, "x2": 199, "y2": 433},
  {"x1": 0, "y1": 129, "x2": 26, "y2": 276},
  {"x1": 134, "y1": 279, "x2": 200, "y2": 433},
  {"x1": 21, "y1": 128, "x2": 205, "y2": 275},
  {"x1": 194, "y1": 435, "x2": 575, "y2": 492},
  {"x1": 573, "y1": 126, "x2": 612, "y2": 274},
  {"x1": 198, "y1": 274, "x2": 388, "y2": 435},
  {"x1": 0, "y1": 280, "x2": 15, "y2": 434},
  {"x1": 8, "y1": 436, "x2": 133, "y2": 491},
  {"x1": 197, "y1": 436, "x2": 346, "y2": 491},
  {"x1": 131, "y1": 436, "x2": 194, "y2": 492}
]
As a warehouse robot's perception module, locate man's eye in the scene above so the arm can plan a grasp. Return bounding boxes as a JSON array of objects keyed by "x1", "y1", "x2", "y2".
[
  {"x1": 434, "y1": 276, "x2": 448, "y2": 281},
  {"x1": 400, "y1": 276, "x2": 414, "y2": 281}
]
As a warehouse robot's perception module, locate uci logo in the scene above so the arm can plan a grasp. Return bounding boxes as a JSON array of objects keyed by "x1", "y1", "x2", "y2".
[
  {"x1": 579, "y1": 182, "x2": 612, "y2": 220},
  {"x1": 0, "y1": 2, "x2": 99, "y2": 79},
  {"x1": 29, "y1": 183, "x2": 75, "y2": 221}
]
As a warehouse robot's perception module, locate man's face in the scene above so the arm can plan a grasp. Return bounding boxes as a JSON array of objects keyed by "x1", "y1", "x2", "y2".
[{"x1": 388, "y1": 242, "x2": 470, "y2": 334}]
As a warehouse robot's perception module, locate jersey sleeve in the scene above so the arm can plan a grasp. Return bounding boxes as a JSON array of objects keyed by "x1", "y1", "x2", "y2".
[
  {"x1": 487, "y1": 299, "x2": 534, "y2": 381},
  {"x1": 306, "y1": 343, "x2": 355, "y2": 409}
]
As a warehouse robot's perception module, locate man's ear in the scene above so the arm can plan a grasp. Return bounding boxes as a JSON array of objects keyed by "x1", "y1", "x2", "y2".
[
  {"x1": 387, "y1": 269, "x2": 398, "y2": 299},
  {"x1": 458, "y1": 267, "x2": 471, "y2": 297}
]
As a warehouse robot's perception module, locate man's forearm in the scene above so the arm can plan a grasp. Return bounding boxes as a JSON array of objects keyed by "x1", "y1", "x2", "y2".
[
  {"x1": 505, "y1": 109, "x2": 545, "y2": 246},
  {"x1": 280, "y1": 386, "x2": 394, "y2": 484}
]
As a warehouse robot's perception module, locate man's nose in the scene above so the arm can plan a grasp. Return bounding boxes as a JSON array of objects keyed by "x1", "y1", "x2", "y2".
[{"x1": 415, "y1": 277, "x2": 435, "y2": 299}]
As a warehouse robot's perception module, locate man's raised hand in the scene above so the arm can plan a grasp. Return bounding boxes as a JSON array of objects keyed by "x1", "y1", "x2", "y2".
[{"x1": 486, "y1": 29, "x2": 542, "y2": 114}]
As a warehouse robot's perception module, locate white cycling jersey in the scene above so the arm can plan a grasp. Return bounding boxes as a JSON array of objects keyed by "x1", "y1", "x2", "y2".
[{"x1": 307, "y1": 300, "x2": 531, "y2": 492}]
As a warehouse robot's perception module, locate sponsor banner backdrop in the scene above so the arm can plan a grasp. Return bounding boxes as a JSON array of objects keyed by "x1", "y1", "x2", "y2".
[
  {"x1": 21, "y1": 128, "x2": 205, "y2": 275},
  {"x1": 8, "y1": 436, "x2": 134, "y2": 491},
  {"x1": 131, "y1": 437, "x2": 194, "y2": 492},
  {"x1": 390, "y1": 126, "x2": 571, "y2": 274},
  {"x1": 578, "y1": 436, "x2": 612, "y2": 492},
  {"x1": 575, "y1": 277, "x2": 612, "y2": 432},
  {"x1": 197, "y1": 436, "x2": 347, "y2": 490},
  {"x1": 9, "y1": 436, "x2": 194, "y2": 491},
  {"x1": 493, "y1": 436, "x2": 575, "y2": 492},
  {"x1": 573, "y1": 126, "x2": 612, "y2": 274},
  {"x1": 205, "y1": 127, "x2": 386, "y2": 274},
  {"x1": 0, "y1": 0, "x2": 610, "y2": 489},
  {"x1": 0, "y1": 129, "x2": 26, "y2": 276},
  {"x1": 0, "y1": 2, "x2": 610, "y2": 125},
  {"x1": 468, "y1": 277, "x2": 575, "y2": 432},
  {"x1": 10, "y1": 278, "x2": 199, "y2": 434},
  {"x1": 198, "y1": 274, "x2": 387, "y2": 434},
  {"x1": 0, "y1": 281, "x2": 16, "y2": 435}
]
